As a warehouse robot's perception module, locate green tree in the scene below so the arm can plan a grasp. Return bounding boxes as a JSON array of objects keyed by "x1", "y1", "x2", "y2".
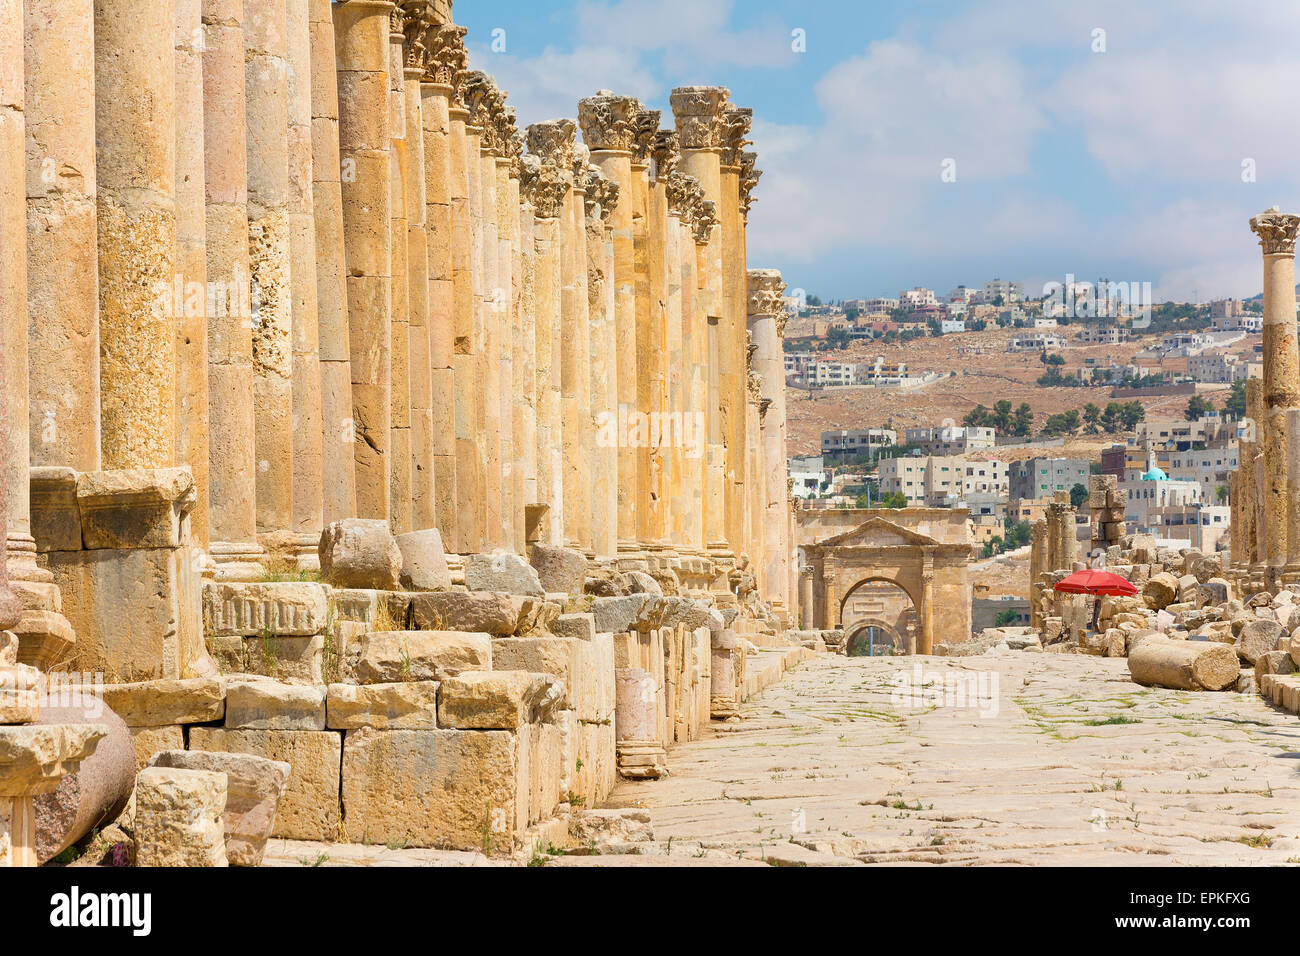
[
  {"x1": 994, "y1": 609, "x2": 1020, "y2": 627},
  {"x1": 1223, "y1": 380, "x2": 1246, "y2": 420},
  {"x1": 1216, "y1": 484, "x2": 1229, "y2": 505},
  {"x1": 1070, "y1": 482, "x2": 1088, "y2": 509},
  {"x1": 1012, "y1": 403, "x2": 1034, "y2": 437},
  {"x1": 1185, "y1": 394, "x2": 1215, "y2": 421}
]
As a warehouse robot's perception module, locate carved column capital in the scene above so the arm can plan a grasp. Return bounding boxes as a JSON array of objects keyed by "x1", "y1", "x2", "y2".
[
  {"x1": 631, "y1": 109, "x2": 661, "y2": 166},
  {"x1": 583, "y1": 165, "x2": 619, "y2": 221},
  {"x1": 720, "y1": 106, "x2": 752, "y2": 168},
  {"x1": 1250, "y1": 206, "x2": 1300, "y2": 256},
  {"x1": 746, "y1": 268, "x2": 786, "y2": 317},
  {"x1": 670, "y1": 85, "x2": 731, "y2": 150},
  {"x1": 739, "y1": 151, "x2": 761, "y2": 221},
  {"x1": 651, "y1": 130, "x2": 679, "y2": 183},
  {"x1": 462, "y1": 71, "x2": 507, "y2": 152},
  {"x1": 577, "y1": 91, "x2": 642, "y2": 152},
  {"x1": 693, "y1": 199, "x2": 717, "y2": 244},
  {"x1": 426, "y1": 23, "x2": 467, "y2": 90},
  {"x1": 526, "y1": 118, "x2": 577, "y2": 175}
]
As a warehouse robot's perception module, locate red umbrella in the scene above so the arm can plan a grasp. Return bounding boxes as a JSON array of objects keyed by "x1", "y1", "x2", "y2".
[
  {"x1": 1054, "y1": 569, "x2": 1138, "y2": 632},
  {"x1": 1053, "y1": 569, "x2": 1138, "y2": 596}
]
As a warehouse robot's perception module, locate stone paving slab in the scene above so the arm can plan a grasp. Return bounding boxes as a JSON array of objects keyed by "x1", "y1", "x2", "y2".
[{"x1": 601, "y1": 653, "x2": 1300, "y2": 866}]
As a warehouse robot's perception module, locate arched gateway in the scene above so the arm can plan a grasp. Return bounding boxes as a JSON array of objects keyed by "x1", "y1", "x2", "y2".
[{"x1": 796, "y1": 508, "x2": 974, "y2": 654}]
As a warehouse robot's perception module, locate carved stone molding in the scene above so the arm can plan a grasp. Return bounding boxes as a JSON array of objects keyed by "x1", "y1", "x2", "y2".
[{"x1": 1250, "y1": 206, "x2": 1300, "y2": 256}]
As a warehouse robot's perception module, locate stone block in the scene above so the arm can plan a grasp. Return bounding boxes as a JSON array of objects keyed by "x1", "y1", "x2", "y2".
[
  {"x1": 47, "y1": 543, "x2": 203, "y2": 683},
  {"x1": 75, "y1": 468, "x2": 196, "y2": 550},
  {"x1": 93, "y1": 677, "x2": 225, "y2": 727},
  {"x1": 552, "y1": 613, "x2": 596, "y2": 642},
  {"x1": 203, "y1": 581, "x2": 331, "y2": 637},
  {"x1": 528, "y1": 544, "x2": 587, "y2": 595},
  {"x1": 224, "y1": 680, "x2": 327, "y2": 730},
  {"x1": 395, "y1": 528, "x2": 451, "y2": 591},
  {"x1": 188, "y1": 728, "x2": 342, "y2": 842},
  {"x1": 354, "y1": 630, "x2": 492, "y2": 683},
  {"x1": 464, "y1": 550, "x2": 544, "y2": 597},
  {"x1": 491, "y1": 637, "x2": 583, "y2": 712},
  {"x1": 240, "y1": 634, "x2": 324, "y2": 684},
  {"x1": 437, "y1": 671, "x2": 562, "y2": 729},
  {"x1": 29, "y1": 466, "x2": 82, "y2": 552},
  {"x1": 133, "y1": 766, "x2": 228, "y2": 867},
  {"x1": 319, "y1": 518, "x2": 401, "y2": 590},
  {"x1": 1237, "y1": 619, "x2": 1284, "y2": 666},
  {"x1": 149, "y1": 750, "x2": 290, "y2": 866},
  {"x1": 326, "y1": 681, "x2": 440, "y2": 730},
  {"x1": 591, "y1": 594, "x2": 663, "y2": 633},
  {"x1": 410, "y1": 590, "x2": 521, "y2": 635},
  {"x1": 340, "y1": 727, "x2": 522, "y2": 852},
  {"x1": 129, "y1": 725, "x2": 185, "y2": 771}
]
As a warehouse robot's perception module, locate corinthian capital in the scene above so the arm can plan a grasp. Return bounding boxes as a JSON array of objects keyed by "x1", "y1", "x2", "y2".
[
  {"x1": 670, "y1": 86, "x2": 731, "y2": 150},
  {"x1": 651, "y1": 130, "x2": 679, "y2": 183},
  {"x1": 739, "y1": 151, "x2": 761, "y2": 220},
  {"x1": 666, "y1": 171, "x2": 704, "y2": 223},
  {"x1": 427, "y1": 23, "x2": 467, "y2": 88},
  {"x1": 399, "y1": 1, "x2": 436, "y2": 70},
  {"x1": 747, "y1": 268, "x2": 786, "y2": 318},
  {"x1": 526, "y1": 119, "x2": 577, "y2": 177},
  {"x1": 721, "y1": 106, "x2": 752, "y2": 168},
  {"x1": 577, "y1": 91, "x2": 641, "y2": 152},
  {"x1": 462, "y1": 71, "x2": 508, "y2": 150},
  {"x1": 632, "y1": 109, "x2": 661, "y2": 166},
  {"x1": 694, "y1": 199, "x2": 717, "y2": 244},
  {"x1": 584, "y1": 165, "x2": 619, "y2": 222},
  {"x1": 1250, "y1": 206, "x2": 1300, "y2": 256}
]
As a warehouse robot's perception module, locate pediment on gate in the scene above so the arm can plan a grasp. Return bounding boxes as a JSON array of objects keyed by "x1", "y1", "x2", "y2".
[{"x1": 814, "y1": 516, "x2": 941, "y2": 549}]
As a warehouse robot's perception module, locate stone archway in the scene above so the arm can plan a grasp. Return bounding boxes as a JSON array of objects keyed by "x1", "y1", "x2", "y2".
[
  {"x1": 844, "y1": 617, "x2": 907, "y2": 656},
  {"x1": 795, "y1": 509, "x2": 973, "y2": 654},
  {"x1": 841, "y1": 577, "x2": 915, "y2": 655}
]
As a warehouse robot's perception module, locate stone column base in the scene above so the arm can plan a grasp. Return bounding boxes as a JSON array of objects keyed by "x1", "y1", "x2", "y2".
[
  {"x1": 615, "y1": 740, "x2": 668, "y2": 779},
  {"x1": 210, "y1": 541, "x2": 269, "y2": 582}
]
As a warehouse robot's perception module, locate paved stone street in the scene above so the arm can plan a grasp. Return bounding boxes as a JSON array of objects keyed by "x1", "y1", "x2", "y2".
[{"x1": 601, "y1": 654, "x2": 1300, "y2": 866}]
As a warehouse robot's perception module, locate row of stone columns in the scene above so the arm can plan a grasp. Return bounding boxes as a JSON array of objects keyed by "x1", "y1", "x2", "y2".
[{"x1": 1, "y1": 0, "x2": 795, "y2": 625}]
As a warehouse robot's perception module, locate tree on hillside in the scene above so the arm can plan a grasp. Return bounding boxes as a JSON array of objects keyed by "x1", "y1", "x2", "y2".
[
  {"x1": 1012, "y1": 403, "x2": 1034, "y2": 437},
  {"x1": 1070, "y1": 482, "x2": 1088, "y2": 509},
  {"x1": 1224, "y1": 380, "x2": 1246, "y2": 420},
  {"x1": 1186, "y1": 394, "x2": 1215, "y2": 421},
  {"x1": 1083, "y1": 402, "x2": 1101, "y2": 433}
]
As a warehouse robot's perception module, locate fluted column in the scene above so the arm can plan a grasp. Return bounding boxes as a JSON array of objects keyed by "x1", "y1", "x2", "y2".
[
  {"x1": 95, "y1": 0, "x2": 177, "y2": 470},
  {"x1": 584, "y1": 165, "x2": 619, "y2": 561},
  {"x1": 24, "y1": 0, "x2": 101, "y2": 475},
  {"x1": 203, "y1": 0, "x2": 263, "y2": 578},
  {"x1": 335, "y1": 0, "x2": 392, "y2": 521},
  {"x1": 671, "y1": 87, "x2": 730, "y2": 573},
  {"x1": 495, "y1": 118, "x2": 519, "y2": 551},
  {"x1": 286, "y1": 0, "x2": 322, "y2": 565},
  {"x1": 420, "y1": 22, "x2": 464, "y2": 545},
  {"x1": 748, "y1": 268, "x2": 789, "y2": 613},
  {"x1": 526, "y1": 120, "x2": 574, "y2": 548},
  {"x1": 579, "y1": 92, "x2": 641, "y2": 561},
  {"x1": 401, "y1": 11, "x2": 433, "y2": 531},
  {"x1": 308, "y1": 0, "x2": 356, "y2": 524},
  {"x1": 1250, "y1": 209, "x2": 1300, "y2": 581}
]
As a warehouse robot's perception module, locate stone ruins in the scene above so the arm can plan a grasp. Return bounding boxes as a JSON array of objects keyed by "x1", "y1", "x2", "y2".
[{"x1": 0, "y1": 0, "x2": 813, "y2": 865}]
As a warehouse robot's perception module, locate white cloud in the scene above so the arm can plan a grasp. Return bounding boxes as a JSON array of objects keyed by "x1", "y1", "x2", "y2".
[{"x1": 466, "y1": 43, "x2": 660, "y2": 123}]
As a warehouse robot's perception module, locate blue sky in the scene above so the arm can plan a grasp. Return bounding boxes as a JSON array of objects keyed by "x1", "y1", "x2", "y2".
[{"x1": 455, "y1": 0, "x2": 1300, "y2": 303}]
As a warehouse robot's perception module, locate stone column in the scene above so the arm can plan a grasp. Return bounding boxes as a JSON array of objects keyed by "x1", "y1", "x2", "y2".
[
  {"x1": 335, "y1": 0, "x2": 392, "y2": 521},
  {"x1": 95, "y1": 0, "x2": 177, "y2": 470},
  {"x1": 420, "y1": 22, "x2": 464, "y2": 545},
  {"x1": 447, "y1": 70, "x2": 480, "y2": 552},
  {"x1": 173, "y1": 0, "x2": 211, "y2": 547},
  {"x1": 386, "y1": 10, "x2": 412, "y2": 535},
  {"x1": 0, "y1": 724, "x2": 106, "y2": 868},
  {"x1": 245, "y1": 0, "x2": 295, "y2": 547},
  {"x1": 526, "y1": 121, "x2": 574, "y2": 548},
  {"x1": 658, "y1": 138, "x2": 685, "y2": 552},
  {"x1": 464, "y1": 74, "x2": 502, "y2": 550},
  {"x1": 748, "y1": 268, "x2": 790, "y2": 613},
  {"x1": 918, "y1": 560, "x2": 936, "y2": 655},
  {"x1": 562, "y1": 146, "x2": 593, "y2": 554},
  {"x1": 798, "y1": 566, "x2": 814, "y2": 630},
  {"x1": 24, "y1": 0, "x2": 101, "y2": 475},
  {"x1": 308, "y1": 0, "x2": 357, "y2": 524},
  {"x1": 1029, "y1": 520, "x2": 1046, "y2": 629},
  {"x1": 671, "y1": 87, "x2": 730, "y2": 572},
  {"x1": 0, "y1": 0, "x2": 28, "y2": 624},
  {"x1": 202, "y1": 0, "x2": 263, "y2": 578},
  {"x1": 505, "y1": 131, "x2": 526, "y2": 551},
  {"x1": 579, "y1": 92, "x2": 641, "y2": 561},
  {"x1": 287, "y1": 0, "x2": 322, "y2": 566},
  {"x1": 719, "y1": 106, "x2": 752, "y2": 566},
  {"x1": 631, "y1": 114, "x2": 660, "y2": 554},
  {"x1": 402, "y1": 9, "x2": 433, "y2": 531},
  {"x1": 1246, "y1": 376, "x2": 1266, "y2": 574},
  {"x1": 1250, "y1": 208, "x2": 1300, "y2": 581},
  {"x1": 584, "y1": 164, "x2": 619, "y2": 560},
  {"x1": 516, "y1": 157, "x2": 539, "y2": 545},
  {"x1": 496, "y1": 117, "x2": 519, "y2": 552}
]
